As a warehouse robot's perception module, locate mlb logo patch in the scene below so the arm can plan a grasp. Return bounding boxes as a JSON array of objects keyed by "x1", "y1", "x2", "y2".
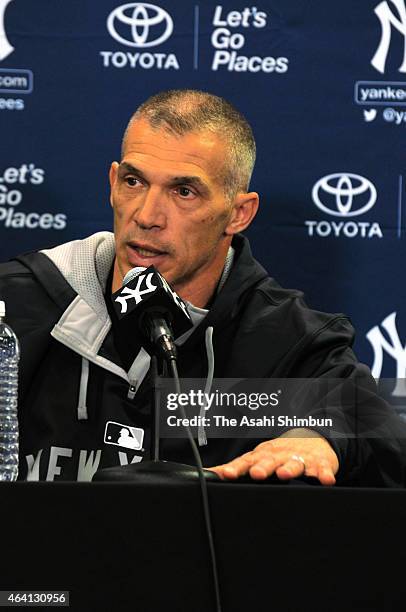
[{"x1": 104, "y1": 421, "x2": 144, "y2": 451}]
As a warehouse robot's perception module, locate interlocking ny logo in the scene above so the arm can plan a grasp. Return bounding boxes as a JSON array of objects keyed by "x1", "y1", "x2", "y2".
[
  {"x1": 107, "y1": 2, "x2": 173, "y2": 48},
  {"x1": 115, "y1": 272, "x2": 157, "y2": 314},
  {"x1": 367, "y1": 312, "x2": 406, "y2": 396},
  {"x1": 312, "y1": 173, "x2": 377, "y2": 218},
  {"x1": 0, "y1": 0, "x2": 14, "y2": 62},
  {"x1": 371, "y1": 0, "x2": 406, "y2": 73}
]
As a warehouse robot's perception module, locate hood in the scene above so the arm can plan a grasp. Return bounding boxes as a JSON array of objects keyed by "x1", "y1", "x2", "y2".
[
  {"x1": 182, "y1": 233, "x2": 270, "y2": 347},
  {"x1": 39, "y1": 231, "x2": 268, "y2": 344},
  {"x1": 209, "y1": 233, "x2": 269, "y2": 321},
  {"x1": 41, "y1": 231, "x2": 115, "y2": 322}
]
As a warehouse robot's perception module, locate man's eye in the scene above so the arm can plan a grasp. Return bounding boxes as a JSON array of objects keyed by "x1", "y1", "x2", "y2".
[
  {"x1": 124, "y1": 176, "x2": 140, "y2": 187},
  {"x1": 176, "y1": 186, "x2": 195, "y2": 199}
]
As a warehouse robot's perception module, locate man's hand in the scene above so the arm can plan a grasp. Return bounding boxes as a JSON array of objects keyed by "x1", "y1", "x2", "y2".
[{"x1": 207, "y1": 429, "x2": 339, "y2": 485}]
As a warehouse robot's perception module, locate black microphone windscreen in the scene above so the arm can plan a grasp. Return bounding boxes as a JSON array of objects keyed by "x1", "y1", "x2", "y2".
[{"x1": 111, "y1": 265, "x2": 193, "y2": 355}]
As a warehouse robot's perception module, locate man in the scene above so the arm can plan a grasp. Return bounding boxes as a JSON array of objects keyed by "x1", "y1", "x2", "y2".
[{"x1": 0, "y1": 89, "x2": 404, "y2": 484}]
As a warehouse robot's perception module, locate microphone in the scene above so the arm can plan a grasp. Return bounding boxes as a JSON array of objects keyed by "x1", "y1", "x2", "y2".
[{"x1": 111, "y1": 265, "x2": 193, "y2": 361}]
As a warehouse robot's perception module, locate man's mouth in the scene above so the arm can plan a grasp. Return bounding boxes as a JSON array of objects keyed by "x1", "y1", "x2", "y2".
[{"x1": 127, "y1": 242, "x2": 167, "y2": 258}]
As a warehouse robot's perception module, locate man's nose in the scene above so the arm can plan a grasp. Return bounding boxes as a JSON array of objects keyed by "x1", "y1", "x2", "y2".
[{"x1": 133, "y1": 186, "x2": 166, "y2": 230}]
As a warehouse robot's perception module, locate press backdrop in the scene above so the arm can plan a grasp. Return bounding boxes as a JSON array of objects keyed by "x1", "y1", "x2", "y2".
[{"x1": 1, "y1": 0, "x2": 405, "y2": 409}]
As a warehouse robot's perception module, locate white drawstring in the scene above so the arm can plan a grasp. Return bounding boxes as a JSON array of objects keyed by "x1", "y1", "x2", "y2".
[
  {"x1": 77, "y1": 357, "x2": 89, "y2": 420},
  {"x1": 198, "y1": 326, "x2": 215, "y2": 446}
]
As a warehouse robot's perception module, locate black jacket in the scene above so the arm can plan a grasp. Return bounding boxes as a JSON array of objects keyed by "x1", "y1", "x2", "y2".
[{"x1": 0, "y1": 232, "x2": 405, "y2": 484}]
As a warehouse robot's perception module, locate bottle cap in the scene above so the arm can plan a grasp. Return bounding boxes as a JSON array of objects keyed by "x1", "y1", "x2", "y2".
[{"x1": 0, "y1": 301, "x2": 4, "y2": 317}]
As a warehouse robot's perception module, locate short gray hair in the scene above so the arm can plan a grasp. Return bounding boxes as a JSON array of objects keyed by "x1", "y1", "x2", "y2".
[{"x1": 121, "y1": 89, "x2": 256, "y2": 200}]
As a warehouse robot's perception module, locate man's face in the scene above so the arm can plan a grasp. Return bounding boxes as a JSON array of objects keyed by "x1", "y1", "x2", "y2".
[{"x1": 109, "y1": 119, "x2": 236, "y2": 303}]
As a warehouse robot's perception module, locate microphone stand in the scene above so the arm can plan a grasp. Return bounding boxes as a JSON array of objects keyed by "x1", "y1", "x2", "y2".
[
  {"x1": 93, "y1": 356, "x2": 219, "y2": 484},
  {"x1": 93, "y1": 347, "x2": 223, "y2": 611}
]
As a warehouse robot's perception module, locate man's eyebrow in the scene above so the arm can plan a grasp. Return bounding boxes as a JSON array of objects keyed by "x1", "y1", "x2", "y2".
[{"x1": 118, "y1": 162, "x2": 146, "y2": 179}]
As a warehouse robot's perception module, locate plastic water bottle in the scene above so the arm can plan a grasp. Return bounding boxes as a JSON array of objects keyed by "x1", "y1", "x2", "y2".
[{"x1": 0, "y1": 300, "x2": 19, "y2": 481}]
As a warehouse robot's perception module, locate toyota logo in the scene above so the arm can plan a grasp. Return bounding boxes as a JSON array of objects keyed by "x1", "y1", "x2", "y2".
[
  {"x1": 312, "y1": 173, "x2": 377, "y2": 217},
  {"x1": 107, "y1": 3, "x2": 173, "y2": 48}
]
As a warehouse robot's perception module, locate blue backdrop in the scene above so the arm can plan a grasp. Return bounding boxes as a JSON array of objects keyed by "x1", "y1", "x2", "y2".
[{"x1": 1, "y1": 0, "x2": 405, "y2": 410}]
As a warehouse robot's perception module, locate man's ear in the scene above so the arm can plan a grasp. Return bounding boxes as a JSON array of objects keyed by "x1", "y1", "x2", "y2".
[
  {"x1": 109, "y1": 162, "x2": 119, "y2": 207},
  {"x1": 225, "y1": 192, "x2": 259, "y2": 235}
]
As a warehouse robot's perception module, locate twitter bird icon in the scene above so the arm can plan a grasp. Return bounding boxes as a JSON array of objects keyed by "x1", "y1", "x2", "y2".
[{"x1": 364, "y1": 109, "x2": 377, "y2": 122}]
